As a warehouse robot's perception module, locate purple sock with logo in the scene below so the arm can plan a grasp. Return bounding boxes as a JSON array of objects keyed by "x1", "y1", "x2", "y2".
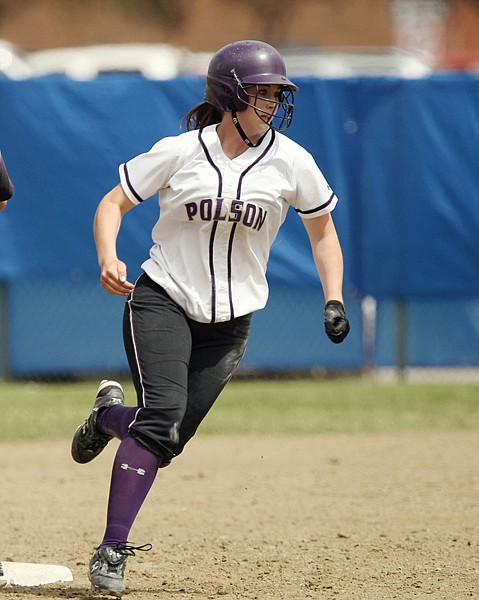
[
  {"x1": 97, "y1": 405, "x2": 138, "y2": 440},
  {"x1": 100, "y1": 433, "x2": 162, "y2": 548}
]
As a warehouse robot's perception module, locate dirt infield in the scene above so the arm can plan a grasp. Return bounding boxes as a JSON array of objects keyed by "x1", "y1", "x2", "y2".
[{"x1": 0, "y1": 432, "x2": 477, "y2": 599}]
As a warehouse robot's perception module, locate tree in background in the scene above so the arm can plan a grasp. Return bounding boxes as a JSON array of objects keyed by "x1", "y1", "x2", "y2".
[
  {"x1": 1, "y1": 0, "x2": 479, "y2": 53},
  {"x1": 0, "y1": 0, "x2": 186, "y2": 28},
  {"x1": 223, "y1": 0, "x2": 320, "y2": 45},
  {"x1": 115, "y1": 0, "x2": 186, "y2": 28}
]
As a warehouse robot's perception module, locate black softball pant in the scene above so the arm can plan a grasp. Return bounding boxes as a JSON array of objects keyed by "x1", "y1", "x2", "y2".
[{"x1": 122, "y1": 273, "x2": 252, "y2": 464}]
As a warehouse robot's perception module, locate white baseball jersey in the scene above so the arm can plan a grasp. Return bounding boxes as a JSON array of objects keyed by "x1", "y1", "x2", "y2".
[{"x1": 119, "y1": 124, "x2": 338, "y2": 323}]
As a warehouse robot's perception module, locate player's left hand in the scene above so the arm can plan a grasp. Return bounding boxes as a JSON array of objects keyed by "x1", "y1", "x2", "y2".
[{"x1": 324, "y1": 300, "x2": 350, "y2": 344}]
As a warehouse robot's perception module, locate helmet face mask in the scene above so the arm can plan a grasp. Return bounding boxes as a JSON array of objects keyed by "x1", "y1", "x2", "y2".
[
  {"x1": 233, "y1": 71, "x2": 295, "y2": 131},
  {"x1": 205, "y1": 40, "x2": 298, "y2": 131}
]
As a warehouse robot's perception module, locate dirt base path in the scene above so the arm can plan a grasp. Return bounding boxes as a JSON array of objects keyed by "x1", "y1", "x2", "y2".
[{"x1": 0, "y1": 431, "x2": 478, "y2": 599}]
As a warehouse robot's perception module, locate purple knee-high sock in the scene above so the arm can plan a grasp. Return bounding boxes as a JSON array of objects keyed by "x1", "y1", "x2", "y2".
[
  {"x1": 100, "y1": 433, "x2": 162, "y2": 548},
  {"x1": 97, "y1": 405, "x2": 138, "y2": 440}
]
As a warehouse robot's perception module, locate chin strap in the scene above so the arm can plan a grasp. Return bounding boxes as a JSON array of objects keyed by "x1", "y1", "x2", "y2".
[{"x1": 231, "y1": 111, "x2": 268, "y2": 147}]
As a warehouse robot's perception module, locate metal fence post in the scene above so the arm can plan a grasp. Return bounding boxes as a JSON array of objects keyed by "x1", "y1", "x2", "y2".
[{"x1": 396, "y1": 299, "x2": 408, "y2": 381}]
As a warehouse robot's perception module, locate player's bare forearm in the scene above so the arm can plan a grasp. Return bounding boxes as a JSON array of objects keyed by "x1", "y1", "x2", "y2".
[
  {"x1": 302, "y1": 213, "x2": 344, "y2": 303},
  {"x1": 94, "y1": 184, "x2": 135, "y2": 296}
]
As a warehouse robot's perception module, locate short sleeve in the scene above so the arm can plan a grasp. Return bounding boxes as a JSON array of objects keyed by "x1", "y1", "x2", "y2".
[
  {"x1": 119, "y1": 135, "x2": 183, "y2": 205},
  {"x1": 292, "y1": 148, "x2": 338, "y2": 219}
]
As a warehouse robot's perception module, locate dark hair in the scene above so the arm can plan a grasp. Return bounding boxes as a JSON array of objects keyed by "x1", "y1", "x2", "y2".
[{"x1": 183, "y1": 102, "x2": 224, "y2": 131}]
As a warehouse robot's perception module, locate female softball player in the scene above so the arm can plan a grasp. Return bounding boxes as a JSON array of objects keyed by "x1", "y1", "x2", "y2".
[
  {"x1": 72, "y1": 39, "x2": 350, "y2": 597},
  {"x1": 0, "y1": 150, "x2": 14, "y2": 211}
]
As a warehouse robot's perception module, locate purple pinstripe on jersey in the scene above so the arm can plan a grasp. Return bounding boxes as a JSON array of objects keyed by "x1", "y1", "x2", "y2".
[
  {"x1": 229, "y1": 131, "x2": 276, "y2": 319},
  {"x1": 198, "y1": 129, "x2": 223, "y2": 322},
  {"x1": 235, "y1": 131, "x2": 275, "y2": 199},
  {"x1": 226, "y1": 223, "x2": 238, "y2": 320},
  {"x1": 199, "y1": 128, "x2": 276, "y2": 322},
  {"x1": 208, "y1": 221, "x2": 219, "y2": 322},
  {"x1": 122, "y1": 163, "x2": 144, "y2": 203}
]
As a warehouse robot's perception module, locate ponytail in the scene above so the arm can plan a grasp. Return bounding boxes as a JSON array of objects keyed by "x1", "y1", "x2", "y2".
[{"x1": 183, "y1": 102, "x2": 223, "y2": 131}]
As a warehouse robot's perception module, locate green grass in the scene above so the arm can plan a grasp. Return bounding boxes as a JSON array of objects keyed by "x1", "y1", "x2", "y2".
[{"x1": 1, "y1": 377, "x2": 478, "y2": 441}]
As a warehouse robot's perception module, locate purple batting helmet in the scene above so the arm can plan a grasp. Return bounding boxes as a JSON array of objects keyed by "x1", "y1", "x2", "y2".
[{"x1": 205, "y1": 40, "x2": 298, "y2": 130}]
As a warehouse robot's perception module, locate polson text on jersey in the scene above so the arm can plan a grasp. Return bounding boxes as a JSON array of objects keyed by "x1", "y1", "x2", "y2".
[{"x1": 185, "y1": 198, "x2": 267, "y2": 231}]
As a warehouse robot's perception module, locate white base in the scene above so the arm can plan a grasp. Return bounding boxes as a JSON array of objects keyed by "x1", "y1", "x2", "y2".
[{"x1": 0, "y1": 561, "x2": 73, "y2": 587}]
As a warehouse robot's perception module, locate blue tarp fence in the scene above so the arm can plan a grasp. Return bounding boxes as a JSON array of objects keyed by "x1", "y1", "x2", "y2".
[{"x1": 1, "y1": 74, "x2": 478, "y2": 376}]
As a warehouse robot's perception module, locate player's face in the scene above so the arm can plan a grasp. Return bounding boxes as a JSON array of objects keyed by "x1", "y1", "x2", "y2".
[{"x1": 244, "y1": 84, "x2": 283, "y2": 126}]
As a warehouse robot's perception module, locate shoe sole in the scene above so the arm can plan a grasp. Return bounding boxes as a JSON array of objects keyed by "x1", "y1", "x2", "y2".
[
  {"x1": 96, "y1": 380, "x2": 124, "y2": 396},
  {"x1": 90, "y1": 583, "x2": 125, "y2": 597}
]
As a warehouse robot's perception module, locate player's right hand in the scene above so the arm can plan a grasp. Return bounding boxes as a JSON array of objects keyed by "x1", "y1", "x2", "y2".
[{"x1": 100, "y1": 259, "x2": 135, "y2": 296}]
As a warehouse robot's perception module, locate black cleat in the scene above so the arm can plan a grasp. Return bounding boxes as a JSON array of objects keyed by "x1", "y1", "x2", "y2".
[{"x1": 71, "y1": 380, "x2": 124, "y2": 464}]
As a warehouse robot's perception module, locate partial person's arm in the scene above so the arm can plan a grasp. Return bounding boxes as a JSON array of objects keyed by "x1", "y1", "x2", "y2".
[
  {"x1": 302, "y1": 213, "x2": 350, "y2": 343},
  {"x1": 94, "y1": 184, "x2": 136, "y2": 296},
  {"x1": 302, "y1": 213, "x2": 344, "y2": 303},
  {"x1": 0, "y1": 152, "x2": 14, "y2": 211}
]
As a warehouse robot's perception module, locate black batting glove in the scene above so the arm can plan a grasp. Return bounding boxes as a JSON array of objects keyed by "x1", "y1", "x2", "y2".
[{"x1": 324, "y1": 300, "x2": 350, "y2": 344}]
